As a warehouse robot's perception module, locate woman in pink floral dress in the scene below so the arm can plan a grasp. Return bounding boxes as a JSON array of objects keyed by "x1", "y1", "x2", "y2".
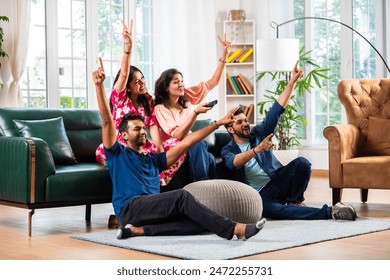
[
  {"x1": 95, "y1": 20, "x2": 163, "y2": 164},
  {"x1": 154, "y1": 34, "x2": 231, "y2": 186}
]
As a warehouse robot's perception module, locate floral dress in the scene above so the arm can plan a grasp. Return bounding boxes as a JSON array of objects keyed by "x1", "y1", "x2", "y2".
[
  {"x1": 95, "y1": 86, "x2": 158, "y2": 165},
  {"x1": 155, "y1": 81, "x2": 211, "y2": 186}
]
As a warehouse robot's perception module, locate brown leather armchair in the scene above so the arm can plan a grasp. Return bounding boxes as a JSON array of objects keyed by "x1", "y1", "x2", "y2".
[{"x1": 323, "y1": 78, "x2": 390, "y2": 205}]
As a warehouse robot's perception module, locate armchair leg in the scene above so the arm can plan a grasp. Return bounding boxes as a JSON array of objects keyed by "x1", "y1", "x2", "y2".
[
  {"x1": 85, "y1": 204, "x2": 91, "y2": 221},
  {"x1": 332, "y1": 188, "x2": 343, "y2": 205},
  {"x1": 361, "y1": 189, "x2": 368, "y2": 203},
  {"x1": 28, "y1": 209, "x2": 35, "y2": 238}
]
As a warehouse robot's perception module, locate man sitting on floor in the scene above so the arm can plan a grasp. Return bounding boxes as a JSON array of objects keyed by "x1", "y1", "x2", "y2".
[
  {"x1": 92, "y1": 57, "x2": 266, "y2": 240},
  {"x1": 221, "y1": 60, "x2": 357, "y2": 221}
]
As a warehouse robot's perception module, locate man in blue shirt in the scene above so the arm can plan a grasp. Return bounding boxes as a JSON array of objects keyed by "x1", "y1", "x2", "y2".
[
  {"x1": 92, "y1": 57, "x2": 266, "y2": 240},
  {"x1": 222, "y1": 61, "x2": 357, "y2": 221}
]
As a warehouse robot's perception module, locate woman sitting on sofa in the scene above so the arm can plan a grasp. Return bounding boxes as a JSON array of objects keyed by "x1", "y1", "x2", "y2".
[
  {"x1": 154, "y1": 34, "x2": 231, "y2": 187},
  {"x1": 95, "y1": 20, "x2": 163, "y2": 165}
]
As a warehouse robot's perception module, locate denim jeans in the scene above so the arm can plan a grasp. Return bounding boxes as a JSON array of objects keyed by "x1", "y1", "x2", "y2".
[
  {"x1": 259, "y1": 157, "x2": 332, "y2": 220},
  {"x1": 118, "y1": 189, "x2": 236, "y2": 239}
]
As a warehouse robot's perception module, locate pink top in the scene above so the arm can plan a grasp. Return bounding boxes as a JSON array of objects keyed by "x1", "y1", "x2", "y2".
[{"x1": 155, "y1": 81, "x2": 210, "y2": 142}]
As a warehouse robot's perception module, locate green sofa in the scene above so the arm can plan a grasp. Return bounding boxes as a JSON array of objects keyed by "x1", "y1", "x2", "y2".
[{"x1": 0, "y1": 108, "x2": 113, "y2": 237}]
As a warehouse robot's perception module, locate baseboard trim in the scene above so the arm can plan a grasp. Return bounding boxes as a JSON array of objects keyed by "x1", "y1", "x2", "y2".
[{"x1": 312, "y1": 169, "x2": 328, "y2": 177}]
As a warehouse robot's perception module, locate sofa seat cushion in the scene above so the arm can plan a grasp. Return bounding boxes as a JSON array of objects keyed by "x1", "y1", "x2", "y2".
[
  {"x1": 342, "y1": 156, "x2": 390, "y2": 188},
  {"x1": 184, "y1": 179, "x2": 262, "y2": 223},
  {"x1": 45, "y1": 163, "x2": 112, "y2": 202},
  {"x1": 13, "y1": 117, "x2": 77, "y2": 165}
]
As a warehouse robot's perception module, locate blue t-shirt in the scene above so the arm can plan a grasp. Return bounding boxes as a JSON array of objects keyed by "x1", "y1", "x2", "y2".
[
  {"x1": 104, "y1": 141, "x2": 167, "y2": 217},
  {"x1": 237, "y1": 142, "x2": 271, "y2": 191}
]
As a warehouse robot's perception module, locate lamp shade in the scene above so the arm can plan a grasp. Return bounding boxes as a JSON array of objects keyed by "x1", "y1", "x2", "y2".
[{"x1": 256, "y1": 39, "x2": 299, "y2": 72}]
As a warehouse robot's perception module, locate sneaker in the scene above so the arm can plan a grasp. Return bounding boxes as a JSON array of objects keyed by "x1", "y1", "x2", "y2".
[
  {"x1": 331, "y1": 203, "x2": 357, "y2": 221},
  {"x1": 239, "y1": 218, "x2": 267, "y2": 241},
  {"x1": 116, "y1": 224, "x2": 133, "y2": 239}
]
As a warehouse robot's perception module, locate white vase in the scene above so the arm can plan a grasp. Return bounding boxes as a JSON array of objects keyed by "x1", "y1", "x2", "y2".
[{"x1": 272, "y1": 149, "x2": 299, "y2": 166}]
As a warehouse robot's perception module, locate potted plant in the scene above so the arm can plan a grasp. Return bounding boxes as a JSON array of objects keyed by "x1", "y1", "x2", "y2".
[
  {"x1": 0, "y1": 16, "x2": 9, "y2": 89},
  {"x1": 256, "y1": 45, "x2": 329, "y2": 164}
]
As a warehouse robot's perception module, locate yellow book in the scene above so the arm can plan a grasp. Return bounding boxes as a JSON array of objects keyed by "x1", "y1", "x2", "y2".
[
  {"x1": 238, "y1": 48, "x2": 254, "y2": 63},
  {"x1": 227, "y1": 49, "x2": 241, "y2": 63}
]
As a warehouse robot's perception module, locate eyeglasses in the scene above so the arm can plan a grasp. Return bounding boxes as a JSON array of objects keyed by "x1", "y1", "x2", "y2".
[{"x1": 233, "y1": 118, "x2": 248, "y2": 125}]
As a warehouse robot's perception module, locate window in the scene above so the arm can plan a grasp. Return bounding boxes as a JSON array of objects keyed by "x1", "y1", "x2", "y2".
[
  {"x1": 290, "y1": 0, "x2": 382, "y2": 146},
  {"x1": 21, "y1": 0, "x2": 153, "y2": 108}
]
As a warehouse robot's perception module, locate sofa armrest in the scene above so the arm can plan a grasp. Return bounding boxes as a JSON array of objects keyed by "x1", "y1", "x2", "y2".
[
  {"x1": 0, "y1": 137, "x2": 56, "y2": 204},
  {"x1": 323, "y1": 124, "x2": 363, "y2": 188}
]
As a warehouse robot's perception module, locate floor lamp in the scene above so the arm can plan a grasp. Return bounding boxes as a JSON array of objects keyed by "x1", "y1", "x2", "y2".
[
  {"x1": 256, "y1": 38, "x2": 299, "y2": 81},
  {"x1": 270, "y1": 16, "x2": 390, "y2": 75}
]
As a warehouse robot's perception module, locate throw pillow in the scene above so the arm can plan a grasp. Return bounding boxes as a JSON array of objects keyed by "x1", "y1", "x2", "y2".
[
  {"x1": 365, "y1": 117, "x2": 390, "y2": 156},
  {"x1": 13, "y1": 117, "x2": 77, "y2": 165}
]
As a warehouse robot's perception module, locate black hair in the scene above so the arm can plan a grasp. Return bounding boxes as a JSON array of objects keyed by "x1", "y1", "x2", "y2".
[
  {"x1": 154, "y1": 68, "x2": 188, "y2": 108},
  {"x1": 118, "y1": 113, "x2": 145, "y2": 134},
  {"x1": 109, "y1": 65, "x2": 151, "y2": 116},
  {"x1": 224, "y1": 107, "x2": 246, "y2": 137}
]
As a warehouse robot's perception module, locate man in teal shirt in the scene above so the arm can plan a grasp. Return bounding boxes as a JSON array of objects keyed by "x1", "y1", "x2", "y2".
[{"x1": 222, "y1": 61, "x2": 357, "y2": 221}]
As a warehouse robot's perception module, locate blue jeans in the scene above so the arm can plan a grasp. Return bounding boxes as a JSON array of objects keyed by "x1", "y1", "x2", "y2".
[
  {"x1": 259, "y1": 157, "x2": 332, "y2": 220},
  {"x1": 118, "y1": 189, "x2": 236, "y2": 239}
]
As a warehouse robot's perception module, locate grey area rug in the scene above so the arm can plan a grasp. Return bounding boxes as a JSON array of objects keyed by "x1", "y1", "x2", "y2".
[{"x1": 71, "y1": 217, "x2": 390, "y2": 260}]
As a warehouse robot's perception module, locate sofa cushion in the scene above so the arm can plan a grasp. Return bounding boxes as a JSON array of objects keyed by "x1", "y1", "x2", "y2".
[
  {"x1": 365, "y1": 117, "x2": 390, "y2": 156},
  {"x1": 13, "y1": 117, "x2": 77, "y2": 165},
  {"x1": 45, "y1": 163, "x2": 112, "y2": 202},
  {"x1": 191, "y1": 118, "x2": 215, "y2": 148}
]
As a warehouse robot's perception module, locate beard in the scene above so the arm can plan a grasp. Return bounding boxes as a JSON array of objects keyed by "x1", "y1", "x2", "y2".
[
  {"x1": 233, "y1": 125, "x2": 251, "y2": 139},
  {"x1": 135, "y1": 134, "x2": 147, "y2": 146}
]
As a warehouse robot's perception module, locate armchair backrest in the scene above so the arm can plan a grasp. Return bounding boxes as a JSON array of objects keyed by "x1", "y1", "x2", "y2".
[{"x1": 338, "y1": 78, "x2": 390, "y2": 138}]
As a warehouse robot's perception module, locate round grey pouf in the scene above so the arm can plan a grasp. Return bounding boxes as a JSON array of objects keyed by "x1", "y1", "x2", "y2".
[{"x1": 184, "y1": 179, "x2": 262, "y2": 223}]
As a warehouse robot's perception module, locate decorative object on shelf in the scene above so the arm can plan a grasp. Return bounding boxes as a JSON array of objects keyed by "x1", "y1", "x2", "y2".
[
  {"x1": 256, "y1": 44, "x2": 330, "y2": 150},
  {"x1": 0, "y1": 16, "x2": 9, "y2": 90},
  {"x1": 227, "y1": 10, "x2": 246, "y2": 43},
  {"x1": 228, "y1": 9, "x2": 246, "y2": 21},
  {"x1": 271, "y1": 17, "x2": 390, "y2": 74}
]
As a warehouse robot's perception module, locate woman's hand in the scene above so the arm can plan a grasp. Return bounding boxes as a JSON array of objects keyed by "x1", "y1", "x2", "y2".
[
  {"x1": 218, "y1": 33, "x2": 231, "y2": 61},
  {"x1": 193, "y1": 102, "x2": 214, "y2": 115},
  {"x1": 121, "y1": 19, "x2": 133, "y2": 54}
]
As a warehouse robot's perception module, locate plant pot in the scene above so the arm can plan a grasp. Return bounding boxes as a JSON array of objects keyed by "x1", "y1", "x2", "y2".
[{"x1": 273, "y1": 149, "x2": 299, "y2": 166}]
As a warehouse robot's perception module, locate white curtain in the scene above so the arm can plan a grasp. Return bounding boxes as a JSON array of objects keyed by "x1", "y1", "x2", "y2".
[
  {"x1": 0, "y1": 0, "x2": 31, "y2": 107},
  {"x1": 153, "y1": 0, "x2": 217, "y2": 90}
]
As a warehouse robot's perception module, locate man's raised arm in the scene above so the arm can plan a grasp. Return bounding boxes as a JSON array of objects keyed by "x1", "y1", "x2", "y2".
[{"x1": 92, "y1": 57, "x2": 117, "y2": 149}]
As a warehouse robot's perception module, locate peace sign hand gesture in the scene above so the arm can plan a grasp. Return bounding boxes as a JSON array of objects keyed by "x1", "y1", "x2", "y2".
[
  {"x1": 218, "y1": 33, "x2": 231, "y2": 60},
  {"x1": 121, "y1": 19, "x2": 133, "y2": 54}
]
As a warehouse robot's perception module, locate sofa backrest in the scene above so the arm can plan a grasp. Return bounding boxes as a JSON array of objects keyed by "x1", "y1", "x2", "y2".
[{"x1": 0, "y1": 108, "x2": 102, "y2": 162}]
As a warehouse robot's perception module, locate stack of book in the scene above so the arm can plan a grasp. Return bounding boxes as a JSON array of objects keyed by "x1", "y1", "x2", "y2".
[
  {"x1": 240, "y1": 103, "x2": 255, "y2": 120},
  {"x1": 226, "y1": 72, "x2": 254, "y2": 95},
  {"x1": 226, "y1": 48, "x2": 254, "y2": 63}
]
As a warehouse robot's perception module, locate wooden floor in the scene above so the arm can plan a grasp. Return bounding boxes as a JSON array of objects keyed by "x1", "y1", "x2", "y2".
[{"x1": 1, "y1": 172, "x2": 390, "y2": 260}]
